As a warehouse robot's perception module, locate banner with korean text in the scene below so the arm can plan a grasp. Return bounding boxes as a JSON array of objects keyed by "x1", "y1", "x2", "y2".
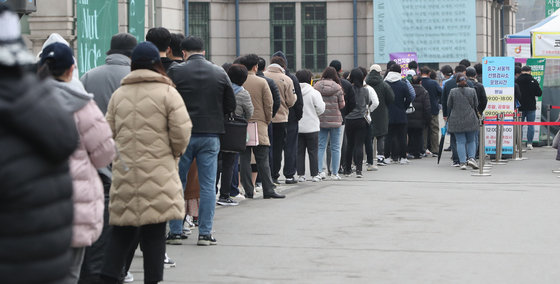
[
  {"x1": 389, "y1": 52, "x2": 417, "y2": 77},
  {"x1": 483, "y1": 57, "x2": 515, "y2": 155}
]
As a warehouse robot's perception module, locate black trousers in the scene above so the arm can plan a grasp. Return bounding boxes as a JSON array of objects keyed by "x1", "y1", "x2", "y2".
[
  {"x1": 376, "y1": 135, "x2": 385, "y2": 158},
  {"x1": 218, "y1": 151, "x2": 237, "y2": 199},
  {"x1": 297, "y1": 132, "x2": 319, "y2": 177},
  {"x1": 240, "y1": 145, "x2": 275, "y2": 196},
  {"x1": 407, "y1": 127, "x2": 424, "y2": 157},
  {"x1": 364, "y1": 122, "x2": 374, "y2": 164},
  {"x1": 345, "y1": 118, "x2": 368, "y2": 172},
  {"x1": 283, "y1": 120, "x2": 298, "y2": 178},
  {"x1": 271, "y1": 122, "x2": 287, "y2": 179},
  {"x1": 386, "y1": 123, "x2": 407, "y2": 160},
  {"x1": 101, "y1": 223, "x2": 166, "y2": 284}
]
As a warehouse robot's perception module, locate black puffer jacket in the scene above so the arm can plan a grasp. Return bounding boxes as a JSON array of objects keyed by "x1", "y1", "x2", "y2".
[
  {"x1": 516, "y1": 73, "x2": 542, "y2": 111},
  {"x1": 366, "y1": 70, "x2": 394, "y2": 136},
  {"x1": 0, "y1": 74, "x2": 79, "y2": 284},
  {"x1": 407, "y1": 84, "x2": 432, "y2": 129}
]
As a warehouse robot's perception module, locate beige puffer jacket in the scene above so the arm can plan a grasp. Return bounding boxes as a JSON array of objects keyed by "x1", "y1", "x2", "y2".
[{"x1": 106, "y1": 69, "x2": 192, "y2": 226}]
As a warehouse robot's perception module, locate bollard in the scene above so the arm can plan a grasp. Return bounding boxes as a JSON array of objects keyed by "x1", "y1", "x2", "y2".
[
  {"x1": 472, "y1": 116, "x2": 491, "y2": 176},
  {"x1": 547, "y1": 105, "x2": 551, "y2": 146}
]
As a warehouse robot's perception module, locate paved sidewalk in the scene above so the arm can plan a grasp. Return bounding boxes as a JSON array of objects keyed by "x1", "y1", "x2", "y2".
[{"x1": 128, "y1": 147, "x2": 560, "y2": 284}]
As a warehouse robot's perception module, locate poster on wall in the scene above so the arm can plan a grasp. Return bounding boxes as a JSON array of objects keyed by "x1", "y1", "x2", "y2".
[
  {"x1": 505, "y1": 38, "x2": 531, "y2": 63},
  {"x1": 523, "y1": 58, "x2": 546, "y2": 142},
  {"x1": 77, "y1": 0, "x2": 118, "y2": 76},
  {"x1": 532, "y1": 32, "x2": 560, "y2": 58},
  {"x1": 389, "y1": 52, "x2": 417, "y2": 77},
  {"x1": 482, "y1": 57, "x2": 515, "y2": 155},
  {"x1": 128, "y1": 0, "x2": 145, "y2": 43},
  {"x1": 374, "y1": 0, "x2": 477, "y2": 63}
]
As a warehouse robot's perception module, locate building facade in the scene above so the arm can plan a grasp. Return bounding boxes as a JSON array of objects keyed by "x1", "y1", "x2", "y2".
[{"x1": 23, "y1": 0, "x2": 517, "y2": 73}]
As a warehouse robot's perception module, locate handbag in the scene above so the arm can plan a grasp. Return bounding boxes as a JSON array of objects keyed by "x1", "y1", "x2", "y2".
[
  {"x1": 220, "y1": 114, "x2": 248, "y2": 152},
  {"x1": 246, "y1": 121, "x2": 259, "y2": 146}
]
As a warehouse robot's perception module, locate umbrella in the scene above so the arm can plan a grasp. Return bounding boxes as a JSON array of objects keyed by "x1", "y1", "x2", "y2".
[{"x1": 437, "y1": 123, "x2": 447, "y2": 164}]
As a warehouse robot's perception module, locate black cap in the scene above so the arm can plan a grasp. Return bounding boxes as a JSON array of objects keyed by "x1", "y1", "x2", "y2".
[
  {"x1": 107, "y1": 33, "x2": 138, "y2": 57},
  {"x1": 39, "y1": 42, "x2": 74, "y2": 70},
  {"x1": 131, "y1": 41, "x2": 160, "y2": 64},
  {"x1": 465, "y1": 66, "x2": 477, "y2": 78},
  {"x1": 521, "y1": 66, "x2": 532, "y2": 72}
]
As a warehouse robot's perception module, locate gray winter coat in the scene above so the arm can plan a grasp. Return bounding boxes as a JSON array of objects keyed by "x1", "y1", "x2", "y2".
[
  {"x1": 80, "y1": 54, "x2": 131, "y2": 114},
  {"x1": 233, "y1": 86, "x2": 254, "y2": 120},
  {"x1": 447, "y1": 87, "x2": 479, "y2": 133}
]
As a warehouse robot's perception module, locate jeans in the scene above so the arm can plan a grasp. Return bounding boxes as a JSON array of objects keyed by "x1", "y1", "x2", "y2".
[
  {"x1": 271, "y1": 122, "x2": 287, "y2": 179},
  {"x1": 175, "y1": 136, "x2": 220, "y2": 236},
  {"x1": 450, "y1": 133, "x2": 459, "y2": 163},
  {"x1": 455, "y1": 131, "x2": 477, "y2": 164},
  {"x1": 283, "y1": 120, "x2": 299, "y2": 178},
  {"x1": 318, "y1": 127, "x2": 342, "y2": 175},
  {"x1": 345, "y1": 118, "x2": 368, "y2": 172},
  {"x1": 297, "y1": 132, "x2": 319, "y2": 177},
  {"x1": 521, "y1": 110, "x2": 536, "y2": 143}
]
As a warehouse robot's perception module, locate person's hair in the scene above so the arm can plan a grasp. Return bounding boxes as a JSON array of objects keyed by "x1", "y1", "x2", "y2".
[
  {"x1": 349, "y1": 68, "x2": 365, "y2": 86},
  {"x1": 411, "y1": 75, "x2": 422, "y2": 84},
  {"x1": 342, "y1": 71, "x2": 350, "y2": 80},
  {"x1": 387, "y1": 60, "x2": 396, "y2": 70},
  {"x1": 329, "y1": 60, "x2": 342, "y2": 72},
  {"x1": 459, "y1": 59, "x2": 471, "y2": 67},
  {"x1": 408, "y1": 60, "x2": 418, "y2": 70},
  {"x1": 270, "y1": 56, "x2": 286, "y2": 69},
  {"x1": 474, "y1": 63, "x2": 482, "y2": 76},
  {"x1": 221, "y1": 62, "x2": 232, "y2": 73},
  {"x1": 515, "y1": 62, "x2": 522, "y2": 68},
  {"x1": 454, "y1": 64, "x2": 467, "y2": 73},
  {"x1": 257, "y1": 57, "x2": 266, "y2": 71},
  {"x1": 521, "y1": 66, "x2": 532, "y2": 72},
  {"x1": 429, "y1": 70, "x2": 437, "y2": 80},
  {"x1": 456, "y1": 73, "x2": 468, "y2": 86},
  {"x1": 131, "y1": 60, "x2": 168, "y2": 77},
  {"x1": 145, "y1": 27, "x2": 171, "y2": 52},
  {"x1": 389, "y1": 63, "x2": 401, "y2": 73},
  {"x1": 240, "y1": 54, "x2": 259, "y2": 71},
  {"x1": 227, "y1": 64, "x2": 248, "y2": 86},
  {"x1": 180, "y1": 36, "x2": 204, "y2": 52},
  {"x1": 295, "y1": 69, "x2": 313, "y2": 84},
  {"x1": 169, "y1": 33, "x2": 185, "y2": 57},
  {"x1": 515, "y1": 66, "x2": 522, "y2": 75},
  {"x1": 440, "y1": 65, "x2": 453, "y2": 76},
  {"x1": 321, "y1": 66, "x2": 341, "y2": 85},
  {"x1": 420, "y1": 66, "x2": 431, "y2": 75},
  {"x1": 37, "y1": 58, "x2": 68, "y2": 80},
  {"x1": 358, "y1": 66, "x2": 368, "y2": 78}
]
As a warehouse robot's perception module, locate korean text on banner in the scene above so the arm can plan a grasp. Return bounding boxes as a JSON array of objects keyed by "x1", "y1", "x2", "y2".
[
  {"x1": 546, "y1": 0, "x2": 560, "y2": 17},
  {"x1": 389, "y1": 52, "x2": 418, "y2": 77},
  {"x1": 482, "y1": 57, "x2": 515, "y2": 155},
  {"x1": 532, "y1": 33, "x2": 560, "y2": 58}
]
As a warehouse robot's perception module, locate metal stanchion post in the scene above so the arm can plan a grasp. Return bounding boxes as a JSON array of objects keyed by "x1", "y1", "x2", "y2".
[
  {"x1": 515, "y1": 112, "x2": 527, "y2": 161},
  {"x1": 512, "y1": 113, "x2": 518, "y2": 160},
  {"x1": 492, "y1": 114, "x2": 507, "y2": 164},
  {"x1": 472, "y1": 116, "x2": 491, "y2": 176},
  {"x1": 547, "y1": 105, "x2": 551, "y2": 146}
]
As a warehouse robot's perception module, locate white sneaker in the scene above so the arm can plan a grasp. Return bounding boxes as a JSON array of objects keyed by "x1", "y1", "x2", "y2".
[
  {"x1": 460, "y1": 164, "x2": 467, "y2": 170},
  {"x1": 184, "y1": 215, "x2": 195, "y2": 228},
  {"x1": 319, "y1": 171, "x2": 327, "y2": 180},
  {"x1": 312, "y1": 176, "x2": 321, "y2": 182},
  {"x1": 298, "y1": 176, "x2": 306, "y2": 183},
  {"x1": 330, "y1": 174, "x2": 342, "y2": 181},
  {"x1": 366, "y1": 164, "x2": 378, "y2": 171},
  {"x1": 124, "y1": 272, "x2": 134, "y2": 283},
  {"x1": 527, "y1": 144, "x2": 533, "y2": 150},
  {"x1": 384, "y1": 157, "x2": 393, "y2": 164},
  {"x1": 231, "y1": 193, "x2": 246, "y2": 202},
  {"x1": 399, "y1": 158, "x2": 410, "y2": 164},
  {"x1": 164, "y1": 253, "x2": 176, "y2": 268}
]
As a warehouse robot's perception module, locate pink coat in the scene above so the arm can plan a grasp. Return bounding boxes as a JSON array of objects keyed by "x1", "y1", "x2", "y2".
[{"x1": 69, "y1": 100, "x2": 115, "y2": 247}]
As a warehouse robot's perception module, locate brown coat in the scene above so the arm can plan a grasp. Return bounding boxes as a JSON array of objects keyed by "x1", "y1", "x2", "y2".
[
  {"x1": 106, "y1": 69, "x2": 192, "y2": 226},
  {"x1": 264, "y1": 65, "x2": 296, "y2": 123},
  {"x1": 243, "y1": 71, "x2": 273, "y2": 146}
]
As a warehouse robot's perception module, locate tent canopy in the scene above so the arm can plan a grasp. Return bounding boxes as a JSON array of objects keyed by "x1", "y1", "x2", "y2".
[{"x1": 507, "y1": 9, "x2": 560, "y2": 38}]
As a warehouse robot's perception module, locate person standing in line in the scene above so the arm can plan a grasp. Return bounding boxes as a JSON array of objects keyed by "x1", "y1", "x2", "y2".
[
  {"x1": 419, "y1": 66, "x2": 442, "y2": 157},
  {"x1": 466, "y1": 67, "x2": 487, "y2": 115},
  {"x1": 295, "y1": 69, "x2": 325, "y2": 182},
  {"x1": 264, "y1": 56, "x2": 297, "y2": 184},
  {"x1": 447, "y1": 74, "x2": 479, "y2": 170},
  {"x1": 168, "y1": 33, "x2": 186, "y2": 64},
  {"x1": 146, "y1": 27, "x2": 176, "y2": 71},
  {"x1": 38, "y1": 42, "x2": 116, "y2": 284},
  {"x1": 237, "y1": 54, "x2": 286, "y2": 199},
  {"x1": 359, "y1": 67, "x2": 379, "y2": 171},
  {"x1": 407, "y1": 76, "x2": 432, "y2": 159},
  {"x1": 344, "y1": 68, "x2": 376, "y2": 178},
  {"x1": 78, "y1": 32, "x2": 137, "y2": 284},
  {"x1": 315, "y1": 67, "x2": 345, "y2": 180},
  {"x1": 256, "y1": 57, "x2": 281, "y2": 117},
  {"x1": 101, "y1": 42, "x2": 192, "y2": 284},
  {"x1": 167, "y1": 36, "x2": 236, "y2": 245},
  {"x1": 217, "y1": 64, "x2": 254, "y2": 206},
  {"x1": 365, "y1": 64, "x2": 395, "y2": 167},
  {"x1": 0, "y1": 6, "x2": 79, "y2": 283},
  {"x1": 516, "y1": 66, "x2": 542, "y2": 150},
  {"x1": 384, "y1": 64, "x2": 413, "y2": 164}
]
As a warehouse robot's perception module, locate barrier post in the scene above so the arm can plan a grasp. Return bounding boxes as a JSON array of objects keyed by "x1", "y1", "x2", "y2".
[
  {"x1": 472, "y1": 116, "x2": 491, "y2": 176},
  {"x1": 548, "y1": 105, "x2": 552, "y2": 146},
  {"x1": 512, "y1": 112, "x2": 518, "y2": 160},
  {"x1": 492, "y1": 114, "x2": 507, "y2": 164},
  {"x1": 515, "y1": 111, "x2": 527, "y2": 161}
]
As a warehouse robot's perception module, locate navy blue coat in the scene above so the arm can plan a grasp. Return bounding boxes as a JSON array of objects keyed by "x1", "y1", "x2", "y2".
[{"x1": 386, "y1": 79, "x2": 412, "y2": 124}]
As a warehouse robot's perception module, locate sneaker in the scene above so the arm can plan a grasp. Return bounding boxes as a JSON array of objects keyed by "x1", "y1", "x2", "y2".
[
  {"x1": 377, "y1": 158, "x2": 388, "y2": 166},
  {"x1": 319, "y1": 172, "x2": 327, "y2": 180},
  {"x1": 124, "y1": 272, "x2": 134, "y2": 283},
  {"x1": 272, "y1": 178, "x2": 280, "y2": 185},
  {"x1": 366, "y1": 164, "x2": 378, "y2": 171},
  {"x1": 231, "y1": 193, "x2": 246, "y2": 202},
  {"x1": 356, "y1": 171, "x2": 363, "y2": 178},
  {"x1": 184, "y1": 215, "x2": 195, "y2": 228},
  {"x1": 527, "y1": 144, "x2": 533, "y2": 150},
  {"x1": 217, "y1": 197, "x2": 239, "y2": 206},
  {"x1": 432, "y1": 153, "x2": 439, "y2": 157},
  {"x1": 344, "y1": 172, "x2": 352, "y2": 177},
  {"x1": 467, "y1": 158, "x2": 479, "y2": 169},
  {"x1": 164, "y1": 253, "x2": 176, "y2": 268},
  {"x1": 285, "y1": 177, "x2": 298, "y2": 184},
  {"x1": 384, "y1": 157, "x2": 394, "y2": 164},
  {"x1": 399, "y1": 158, "x2": 410, "y2": 164},
  {"x1": 183, "y1": 226, "x2": 192, "y2": 235},
  {"x1": 425, "y1": 149, "x2": 433, "y2": 155},
  {"x1": 197, "y1": 234, "x2": 217, "y2": 246},
  {"x1": 298, "y1": 176, "x2": 306, "y2": 183},
  {"x1": 460, "y1": 163, "x2": 467, "y2": 170},
  {"x1": 312, "y1": 176, "x2": 321, "y2": 182},
  {"x1": 331, "y1": 174, "x2": 342, "y2": 181},
  {"x1": 452, "y1": 161, "x2": 460, "y2": 167},
  {"x1": 166, "y1": 233, "x2": 183, "y2": 245}
]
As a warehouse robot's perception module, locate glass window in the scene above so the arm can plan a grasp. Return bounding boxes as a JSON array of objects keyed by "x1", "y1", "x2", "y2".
[
  {"x1": 301, "y1": 3, "x2": 327, "y2": 72},
  {"x1": 188, "y1": 2, "x2": 210, "y2": 59},
  {"x1": 270, "y1": 3, "x2": 296, "y2": 69}
]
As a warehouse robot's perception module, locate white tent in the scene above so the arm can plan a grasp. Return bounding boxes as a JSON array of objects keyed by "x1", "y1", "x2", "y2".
[{"x1": 531, "y1": 12, "x2": 560, "y2": 58}]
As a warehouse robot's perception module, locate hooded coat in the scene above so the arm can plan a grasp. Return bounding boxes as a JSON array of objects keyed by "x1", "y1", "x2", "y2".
[
  {"x1": 385, "y1": 71, "x2": 412, "y2": 125},
  {"x1": 366, "y1": 70, "x2": 395, "y2": 137},
  {"x1": 50, "y1": 79, "x2": 116, "y2": 247},
  {"x1": 0, "y1": 74, "x2": 79, "y2": 284},
  {"x1": 407, "y1": 84, "x2": 432, "y2": 129},
  {"x1": 264, "y1": 64, "x2": 297, "y2": 123},
  {"x1": 106, "y1": 69, "x2": 192, "y2": 226},
  {"x1": 314, "y1": 79, "x2": 345, "y2": 128},
  {"x1": 516, "y1": 73, "x2": 542, "y2": 111},
  {"x1": 272, "y1": 51, "x2": 304, "y2": 122},
  {"x1": 298, "y1": 82, "x2": 326, "y2": 133}
]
